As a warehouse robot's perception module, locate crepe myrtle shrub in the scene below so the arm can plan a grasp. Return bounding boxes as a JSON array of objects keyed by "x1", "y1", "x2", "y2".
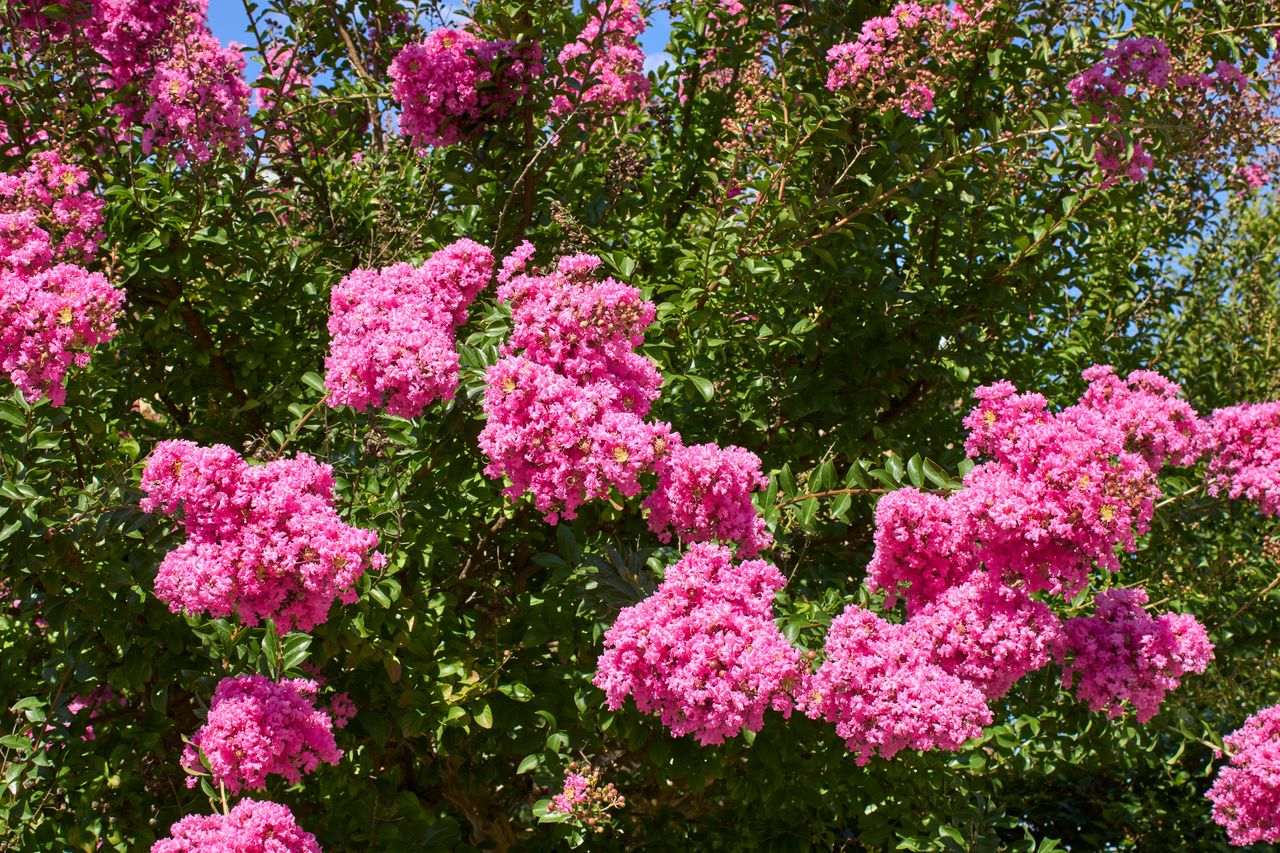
[{"x1": 4, "y1": 0, "x2": 1280, "y2": 850}]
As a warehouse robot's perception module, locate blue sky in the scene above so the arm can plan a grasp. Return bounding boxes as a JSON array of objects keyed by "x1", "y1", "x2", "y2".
[{"x1": 206, "y1": 2, "x2": 674, "y2": 78}]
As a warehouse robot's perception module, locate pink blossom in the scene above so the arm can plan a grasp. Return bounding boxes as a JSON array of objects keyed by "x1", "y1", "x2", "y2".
[
  {"x1": 181, "y1": 676, "x2": 342, "y2": 793},
  {"x1": 594, "y1": 543, "x2": 807, "y2": 745},
  {"x1": 906, "y1": 576, "x2": 1060, "y2": 699},
  {"x1": 1204, "y1": 401, "x2": 1280, "y2": 515},
  {"x1": 825, "y1": 1, "x2": 991, "y2": 118},
  {"x1": 0, "y1": 264, "x2": 123, "y2": 405},
  {"x1": 1238, "y1": 163, "x2": 1271, "y2": 195},
  {"x1": 1076, "y1": 365, "x2": 1203, "y2": 470},
  {"x1": 325, "y1": 239, "x2": 494, "y2": 418},
  {"x1": 152, "y1": 798, "x2": 320, "y2": 853},
  {"x1": 1054, "y1": 587, "x2": 1213, "y2": 722},
  {"x1": 872, "y1": 365, "x2": 1203, "y2": 602},
  {"x1": 1207, "y1": 704, "x2": 1280, "y2": 846},
  {"x1": 140, "y1": 441, "x2": 385, "y2": 633},
  {"x1": 866, "y1": 487, "x2": 977, "y2": 609},
  {"x1": 643, "y1": 442, "x2": 773, "y2": 557},
  {"x1": 480, "y1": 355, "x2": 673, "y2": 523},
  {"x1": 481, "y1": 244, "x2": 671, "y2": 522},
  {"x1": 552, "y1": 0, "x2": 650, "y2": 117},
  {"x1": 0, "y1": 151, "x2": 105, "y2": 274},
  {"x1": 141, "y1": 20, "x2": 251, "y2": 166},
  {"x1": 389, "y1": 27, "x2": 542, "y2": 148},
  {"x1": 803, "y1": 605, "x2": 992, "y2": 764}
]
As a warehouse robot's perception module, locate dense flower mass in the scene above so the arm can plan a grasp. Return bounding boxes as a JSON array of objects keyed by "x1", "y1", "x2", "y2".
[
  {"x1": 643, "y1": 441, "x2": 773, "y2": 557},
  {"x1": 908, "y1": 576, "x2": 1061, "y2": 699},
  {"x1": 389, "y1": 27, "x2": 542, "y2": 148},
  {"x1": 181, "y1": 676, "x2": 342, "y2": 793},
  {"x1": 325, "y1": 239, "x2": 494, "y2": 418},
  {"x1": 0, "y1": 264, "x2": 124, "y2": 405},
  {"x1": 553, "y1": 0, "x2": 650, "y2": 117},
  {"x1": 1054, "y1": 587, "x2": 1213, "y2": 722},
  {"x1": 870, "y1": 366, "x2": 1200, "y2": 602},
  {"x1": 0, "y1": 151, "x2": 105, "y2": 273},
  {"x1": 825, "y1": 1, "x2": 993, "y2": 117},
  {"x1": 1203, "y1": 401, "x2": 1280, "y2": 516},
  {"x1": 140, "y1": 441, "x2": 384, "y2": 632},
  {"x1": 594, "y1": 544, "x2": 806, "y2": 745},
  {"x1": 866, "y1": 487, "x2": 977, "y2": 609},
  {"x1": 152, "y1": 798, "x2": 321, "y2": 853},
  {"x1": 140, "y1": 19, "x2": 250, "y2": 165},
  {"x1": 481, "y1": 245, "x2": 672, "y2": 522},
  {"x1": 803, "y1": 605, "x2": 992, "y2": 764},
  {"x1": 1207, "y1": 704, "x2": 1280, "y2": 846}
]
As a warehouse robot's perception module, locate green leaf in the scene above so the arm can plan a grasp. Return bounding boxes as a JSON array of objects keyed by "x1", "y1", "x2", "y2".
[{"x1": 687, "y1": 375, "x2": 715, "y2": 402}]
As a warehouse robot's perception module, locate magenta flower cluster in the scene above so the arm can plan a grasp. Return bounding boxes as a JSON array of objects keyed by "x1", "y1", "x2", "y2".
[
  {"x1": 1203, "y1": 402, "x2": 1280, "y2": 516},
  {"x1": 643, "y1": 442, "x2": 773, "y2": 558},
  {"x1": 870, "y1": 365, "x2": 1201, "y2": 603},
  {"x1": 480, "y1": 243, "x2": 771, "y2": 552},
  {"x1": 553, "y1": 0, "x2": 650, "y2": 118},
  {"x1": 547, "y1": 762, "x2": 625, "y2": 831},
  {"x1": 825, "y1": 1, "x2": 992, "y2": 118},
  {"x1": 153, "y1": 798, "x2": 321, "y2": 853},
  {"x1": 802, "y1": 604, "x2": 993, "y2": 764},
  {"x1": 141, "y1": 19, "x2": 252, "y2": 167},
  {"x1": 181, "y1": 675, "x2": 342, "y2": 793},
  {"x1": 480, "y1": 245, "x2": 671, "y2": 523},
  {"x1": 1238, "y1": 163, "x2": 1271, "y2": 194},
  {"x1": 0, "y1": 264, "x2": 122, "y2": 406},
  {"x1": 1067, "y1": 37, "x2": 1255, "y2": 185},
  {"x1": 325, "y1": 239, "x2": 494, "y2": 418},
  {"x1": 140, "y1": 440, "x2": 385, "y2": 633},
  {"x1": 909, "y1": 577, "x2": 1060, "y2": 700},
  {"x1": 19, "y1": 0, "x2": 250, "y2": 162},
  {"x1": 1054, "y1": 587, "x2": 1213, "y2": 722},
  {"x1": 594, "y1": 543, "x2": 807, "y2": 745},
  {"x1": 0, "y1": 151, "x2": 105, "y2": 274},
  {"x1": 389, "y1": 27, "x2": 542, "y2": 148},
  {"x1": 1207, "y1": 704, "x2": 1280, "y2": 846}
]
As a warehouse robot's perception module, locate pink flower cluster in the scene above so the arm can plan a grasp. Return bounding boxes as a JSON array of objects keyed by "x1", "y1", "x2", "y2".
[
  {"x1": 553, "y1": 0, "x2": 650, "y2": 118},
  {"x1": 594, "y1": 543, "x2": 807, "y2": 745},
  {"x1": 181, "y1": 675, "x2": 342, "y2": 793},
  {"x1": 87, "y1": 0, "x2": 206, "y2": 94},
  {"x1": 141, "y1": 20, "x2": 251, "y2": 167},
  {"x1": 482, "y1": 243, "x2": 772, "y2": 550},
  {"x1": 547, "y1": 762, "x2": 625, "y2": 830},
  {"x1": 325, "y1": 239, "x2": 494, "y2": 418},
  {"x1": 1054, "y1": 587, "x2": 1213, "y2": 722},
  {"x1": 389, "y1": 27, "x2": 542, "y2": 148},
  {"x1": 643, "y1": 442, "x2": 773, "y2": 558},
  {"x1": 870, "y1": 365, "x2": 1201, "y2": 603},
  {"x1": 253, "y1": 43, "x2": 312, "y2": 112},
  {"x1": 1068, "y1": 37, "x2": 1259, "y2": 185},
  {"x1": 825, "y1": 1, "x2": 992, "y2": 118},
  {"x1": 15, "y1": 0, "x2": 249, "y2": 161},
  {"x1": 1203, "y1": 402, "x2": 1280, "y2": 515},
  {"x1": 152, "y1": 798, "x2": 321, "y2": 853},
  {"x1": 0, "y1": 151, "x2": 105, "y2": 274},
  {"x1": 140, "y1": 440, "x2": 385, "y2": 633},
  {"x1": 909, "y1": 577, "x2": 1060, "y2": 700},
  {"x1": 480, "y1": 245, "x2": 670, "y2": 523},
  {"x1": 1207, "y1": 704, "x2": 1280, "y2": 846},
  {"x1": 0, "y1": 264, "x2": 123, "y2": 405},
  {"x1": 1238, "y1": 163, "x2": 1272, "y2": 195},
  {"x1": 802, "y1": 604, "x2": 992, "y2": 764}
]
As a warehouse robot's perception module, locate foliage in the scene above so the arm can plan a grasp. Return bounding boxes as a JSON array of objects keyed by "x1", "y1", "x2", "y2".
[{"x1": 2, "y1": 0, "x2": 1280, "y2": 850}]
